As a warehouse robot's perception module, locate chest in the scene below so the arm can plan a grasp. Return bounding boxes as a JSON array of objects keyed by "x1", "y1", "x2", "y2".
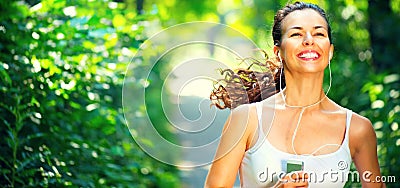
[{"x1": 267, "y1": 110, "x2": 347, "y2": 155}]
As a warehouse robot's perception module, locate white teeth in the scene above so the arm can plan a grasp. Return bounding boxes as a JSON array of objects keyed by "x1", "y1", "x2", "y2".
[{"x1": 299, "y1": 52, "x2": 318, "y2": 58}]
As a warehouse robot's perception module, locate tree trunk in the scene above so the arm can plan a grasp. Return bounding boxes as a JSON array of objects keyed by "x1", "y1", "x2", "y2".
[{"x1": 137, "y1": 0, "x2": 144, "y2": 15}]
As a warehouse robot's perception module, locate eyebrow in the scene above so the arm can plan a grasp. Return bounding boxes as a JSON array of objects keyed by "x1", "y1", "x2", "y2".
[{"x1": 288, "y1": 25, "x2": 326, "y2": 30}]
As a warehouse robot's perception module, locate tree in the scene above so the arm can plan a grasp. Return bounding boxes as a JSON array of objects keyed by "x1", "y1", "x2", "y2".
[
  {"x1": 368, "y1": 0, "x2": 400, "y2": 72},
  {"x1": 0, "y1": 0, "x2": 179, "y2": 187}
]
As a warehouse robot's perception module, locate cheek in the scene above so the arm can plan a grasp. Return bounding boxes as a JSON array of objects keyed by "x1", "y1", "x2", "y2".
[
  {"x1": 324, "y1": 43, "x2": 332, "y2": 53},
  {"x1": 281, "y1": 45, "x2": 296, "y2": 58},
  {"x1": 318, "y1": 39, "x2": 331, "y2": 48},
  {"x1": 280, "y1": 40, "x2": 295, "y2": 52}
]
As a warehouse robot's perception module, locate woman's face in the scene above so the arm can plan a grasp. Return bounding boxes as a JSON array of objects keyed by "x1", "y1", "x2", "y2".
[{"x1": 277, "y1": 9, "x2": 333, "y2": 74}]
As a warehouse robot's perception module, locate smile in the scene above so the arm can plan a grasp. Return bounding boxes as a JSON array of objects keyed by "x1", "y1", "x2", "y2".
[{"x1": 297, "y1": 50, "x2": 320, "y2": 60}]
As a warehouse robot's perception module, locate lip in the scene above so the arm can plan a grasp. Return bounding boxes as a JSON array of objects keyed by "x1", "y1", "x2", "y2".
[{"x1": 296, "y1": 50, "x2": 321, "y2": 61}]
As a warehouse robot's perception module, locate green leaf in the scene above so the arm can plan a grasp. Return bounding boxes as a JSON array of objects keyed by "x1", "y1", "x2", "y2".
[{"x1": 0, "y1": 65, "x2": 12, "y2": 86}]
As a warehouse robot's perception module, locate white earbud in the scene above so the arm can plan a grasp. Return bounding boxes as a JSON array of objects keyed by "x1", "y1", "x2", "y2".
[{"x1": 277, "y1": 51, "x2": 282, "y2": 62}]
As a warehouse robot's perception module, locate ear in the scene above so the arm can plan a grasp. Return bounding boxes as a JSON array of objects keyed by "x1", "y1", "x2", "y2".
[
  {"x1": 273, "y1": 46, "x2": 280, "y2": 57},
  {"x1": 329, "y1": 44, "x2": 334, "y2": 61},
  {"x1": 274, "y1": 46, "x2": 283, "y2": 62}
]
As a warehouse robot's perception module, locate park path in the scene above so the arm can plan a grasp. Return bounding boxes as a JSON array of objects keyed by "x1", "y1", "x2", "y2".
[{"x1": 174, "y1": 96, "x2": 240, "y2": 187}]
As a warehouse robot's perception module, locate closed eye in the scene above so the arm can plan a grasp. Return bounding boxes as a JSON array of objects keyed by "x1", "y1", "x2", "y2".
[
  {"x1": 315, "y1": 32, "x2": 326, "y2": 36},
  {"x1": 290, "y1": 33, "x2": 302, "y2": 37}
]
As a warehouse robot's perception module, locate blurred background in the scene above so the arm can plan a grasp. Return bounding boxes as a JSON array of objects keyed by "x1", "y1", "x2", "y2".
[{"x1": 0, "y1": 0, "x2": 399, "y2": 187}]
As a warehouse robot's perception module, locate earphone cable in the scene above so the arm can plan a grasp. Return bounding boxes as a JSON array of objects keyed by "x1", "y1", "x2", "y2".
[{"x1": 279, "y1": 62, "x2": 333, "y2": 155}]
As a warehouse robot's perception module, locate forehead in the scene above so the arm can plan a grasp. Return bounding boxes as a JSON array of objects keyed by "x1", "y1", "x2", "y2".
[{"x1": 282, "y1": 9, "x2": 328, "y2": 31}]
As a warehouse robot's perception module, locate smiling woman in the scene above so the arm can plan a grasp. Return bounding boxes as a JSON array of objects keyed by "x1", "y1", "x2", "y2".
[
  {"x1": 278, "y1": 8, "x2": 333, "y2": 76},
  {"x1": 206, "y1": 1, "x2": 384, "y2": 188}
]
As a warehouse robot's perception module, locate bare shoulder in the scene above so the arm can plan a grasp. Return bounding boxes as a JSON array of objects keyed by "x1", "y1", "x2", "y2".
[
  {"x1": 205, "y1": 103, "x2": 259, "y2": 187},
  {"x1": 349, "y1": 112, "x2": 375, "y2": 138},
  {"x1": 230, "y1": 103, "x2": 256, "y2": 118},
  {"x1": 226, "y1": 103, "x2": 259, "y2": 147},
  {"x1": 348, "y1": 111, "x2": 377, "y2": 155},
  {"x1": 229, "y1": 103, "x2": 258, "y2": 129},
  {"x1": 227, "y1": 103, "x2": 257, "y2": 126}
]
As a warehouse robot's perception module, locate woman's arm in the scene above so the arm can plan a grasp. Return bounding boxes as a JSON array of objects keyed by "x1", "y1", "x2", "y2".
[
  {"x1": 350, "y1": 113, "x2": 385, "y2": 188},
  {"x1": 205, "y1": 104, "x2": 257, "y2": 188}
]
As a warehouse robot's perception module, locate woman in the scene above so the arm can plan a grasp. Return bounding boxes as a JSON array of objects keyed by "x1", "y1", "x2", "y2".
[{"x1": 205, "y1": 2, "x2": 383, "y2": 188}]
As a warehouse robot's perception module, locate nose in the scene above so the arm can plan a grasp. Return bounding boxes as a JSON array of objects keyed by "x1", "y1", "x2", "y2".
[{"x1": 303, "y1": 32, "x2": 314, "y2": 46}]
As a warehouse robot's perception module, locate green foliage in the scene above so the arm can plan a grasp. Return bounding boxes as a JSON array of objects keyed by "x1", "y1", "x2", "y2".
[
  {"x1": 1, "y1": 0, "x2": 398, "y2": 187},
  {"x1": 0, "y1": 0, "x2": 179, "y2": 187},
  {"x1": 362, "y1": 73, "x2": 399, "y2": 187}
]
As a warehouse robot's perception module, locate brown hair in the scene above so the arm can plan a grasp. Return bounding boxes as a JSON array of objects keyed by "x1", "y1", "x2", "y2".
[{"x1": 210, "y1": 2, "x2": 331, "y2": 109}]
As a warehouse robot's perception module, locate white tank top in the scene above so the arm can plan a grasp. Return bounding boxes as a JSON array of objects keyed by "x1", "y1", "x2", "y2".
[{"x1": 240, "y1": 102, "x2": 352, "y2": 188}]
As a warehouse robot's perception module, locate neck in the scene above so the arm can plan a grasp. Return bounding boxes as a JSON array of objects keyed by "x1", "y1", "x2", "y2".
[{"x1": 281, "y1": 70, "x2": 328, "y2": 108}]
